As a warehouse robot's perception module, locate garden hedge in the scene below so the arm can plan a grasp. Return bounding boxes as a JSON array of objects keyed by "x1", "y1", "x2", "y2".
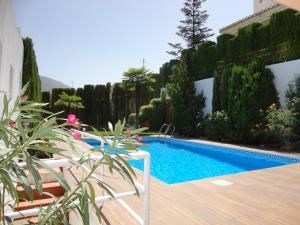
[{"x1": 161, "y1": 9, "x2": 300, "y2": 82}]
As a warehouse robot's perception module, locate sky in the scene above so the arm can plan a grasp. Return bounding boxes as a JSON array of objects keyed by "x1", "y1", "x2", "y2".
[{"x1": 12, "y1": 0, "x2": 253, "y2": 88}]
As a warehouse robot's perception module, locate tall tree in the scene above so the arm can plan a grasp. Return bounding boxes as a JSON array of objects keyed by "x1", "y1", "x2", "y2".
[
  {"x1": 167, "y1": 61, "x2": 206, "y2": 137},
  {"x1": 167, "y1": 0, "x2": 213, "y2": 56},
  {"x1": 104, "y1": 83, "x2": 112, "y2": 125},
  {"x1": 122, "y1": 67, "x2": 155, "y2": 128},
  {"x1": 54, "y1": 92, "x2": 84, "y2": 114},
  {"x1": 22, "y1": 37, "x2": 42, "y2": 101}
]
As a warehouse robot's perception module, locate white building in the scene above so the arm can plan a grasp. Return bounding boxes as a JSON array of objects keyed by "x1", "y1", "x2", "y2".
[
  {"x1": 0, "y1": 0, "x2": 24, "y2": 113},
  {"x1": 220, "y1": 0, "x2": 287, "y2": 35}
]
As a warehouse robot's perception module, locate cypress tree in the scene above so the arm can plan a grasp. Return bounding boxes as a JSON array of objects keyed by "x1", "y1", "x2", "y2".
[
  {"x1": 112, "y1": 83, "x2": 121, "y2": 124},
  {"x1": 82, "y1": 85, "x2": 95, "y2": 126},
  {"x1": 167, "y1": 0, "x2": 213, "y2": 56},
  {"x1": 94, "y1": 85, "x2": 106, "y2": 128},
  {"x1": 22, "y1": 37, "x2": 41, "y2": 102},
  {"x1": 212, "y1": 72, "x2": 221, "y2": 112},
  {"x1": 104, "y1": 83, "x2": 112, "y2": 126},
  {"x1": 42, "y1": 91, "x2": 50, "y2": 111},
  {"x1": 76, "y1": 88, "x2": 85, "y2": 121},
  {"x1": 220, "y1": 66, "x2": 231, "y2": 111}
]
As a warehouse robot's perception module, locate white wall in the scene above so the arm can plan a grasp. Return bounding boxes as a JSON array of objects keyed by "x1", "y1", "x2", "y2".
[
  {"x1": 0, "y1": 0, "x2": 23, "y2": 113},
  {"x1": 267, "y1": 59, "x2": 300, "y2": 107},
  {"x1": 194, "y1": 59, "x2": 300, "y2": 115},
  {"x1": 195, "y1": 78, "x2": 214, "y2": 116}
]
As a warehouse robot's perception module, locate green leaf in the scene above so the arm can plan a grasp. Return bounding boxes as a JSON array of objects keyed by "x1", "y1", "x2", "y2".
[
  {"x1": 24, "y1": 152, "x2": 43, "y2": 195},
  {"x1": 34, "y1": 159, "x2": 70, "y2": 192}
]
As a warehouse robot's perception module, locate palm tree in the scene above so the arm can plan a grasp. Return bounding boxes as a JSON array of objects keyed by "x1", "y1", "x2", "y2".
[
  {"x1": 55, "y1": 92, "x2": 84, "y2": 114},
  {"x1": 122, "y1": 67, "x2": 155, "y2": 127}
]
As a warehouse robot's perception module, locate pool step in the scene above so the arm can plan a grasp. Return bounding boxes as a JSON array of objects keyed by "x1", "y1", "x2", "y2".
[
  {"x1": 25, "y1": 168, "x2": 63, "y2": 185},
  {"x1": 14, "y1": 168, "x2": 66, "y2": 223},
  {"x1": 17, "y1": 181, "x2": 65, "y2": 201},
  {"x1": 14, "y1": 197, "x2": 56, "y2": 211}
]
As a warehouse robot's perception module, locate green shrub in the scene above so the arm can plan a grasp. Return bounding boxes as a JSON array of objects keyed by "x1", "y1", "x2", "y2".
[
  {"x1": 214, "y1": 60, "x2": 279, "y2": 144},
  {"x1": 22, "y1": 37, "x2": 41, "y2": 102},
  {"x1": 286, "y1": 76, "x2": 300, "y2": 140},
  {"x1": 167, "y1": 62, "x2": 206, "y2": 137},
  {"x1": 265, "y1": 104, "x2": 297, "y2": 145},
  {"x1": 128, "y1": 113, "x2": 136, "y2": 127},
  {"x1": 212, "y1": 71, "x2": 221, "y2": 112},
  {"x1": 42, "y1": 91, "x2": 50, "y2": 111},
  {"x1": 205, "y1": 111, "x2": 231, "y2": 142},
  {"x1": 139, "y1": 98, "x2": 165, "y2": 131}
]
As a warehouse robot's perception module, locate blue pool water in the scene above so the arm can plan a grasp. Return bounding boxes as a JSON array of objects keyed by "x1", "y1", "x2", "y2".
[{"x1": 85, "y1": 137, "x2": 300, "y2": 184}]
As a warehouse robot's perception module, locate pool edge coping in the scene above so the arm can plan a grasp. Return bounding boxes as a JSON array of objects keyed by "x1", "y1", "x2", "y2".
[{"x1": 144, "y1": 135, "x2": 300, "y2": 162}]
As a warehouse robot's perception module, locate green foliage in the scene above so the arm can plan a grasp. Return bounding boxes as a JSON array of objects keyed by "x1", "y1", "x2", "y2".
[
  {"x1": 93, "y1": 84, "x2": 106, "y2": 128},
  {"x1": 167, "y1": 62, "x2": 206, "y2": 137},
  {"x1": 216, "y1": 33, "x2": 234, "y2": 62},
  {"x1": 212, "y1": 72, "x2": 221, "y2": 112},
  {"x1": 228, "y1": 61, "x2": 279, "y2": 143},
  {"x1": 220, "y1": 65, "x2": 232, "y2": 111},
  {"x1": 211, "y1": 60, "x2": 279, "y2": 144},
  {"x1": 128, "y1": 113, "x2": 136, "y2": 127},
  {"x1": 205, "y1": 111, "x2": 231, "y2": 142},
  {"x1": 42, "y1": 91, "x2": 50, "y2": 111},
  {"x1": 160, "y1": 60, "x2": 180, "y2": 86},
  {"x1": 190, "y1": 41, "x2": 217, "y2": 80},
  {"x1": 22, "y1": 37, "x2": 41, "y2": 102},
  {"x1": 122, "y1": 67, "x2": 156, "y2": 128},
  {"x1": 165, "y1": 9, "x2": 300, "y2": 83},
  {"x1": 82, "y1": 85, "x2": 95, "y2": 126},
  {"x1": 286, "y1": 76, "x2": 300, "y2": 138},
  {"x1": 286, "y1": 75, "x2": 300, "y2": 100},
  {"x1": 168, "y1": 0, "x2": 213, "y2": 56},
  {"x1": 265, "y1": 104, "x2": 297, "y2": 144},
  {"x1": 104, "y1": 82, "x2": 112, "y2": 124},
  {"x1": 0, "y1": 86, "x2": 144, "y2": 224},
  {"x1": 51, "y1": 88, "x2": 75, "y2": 118},
  {"x1": 139, "y1": 98, "x2": 165, "y2": 131},
  {"x1": 54, "y1": 92, "x2": 84, "y2": 114}
]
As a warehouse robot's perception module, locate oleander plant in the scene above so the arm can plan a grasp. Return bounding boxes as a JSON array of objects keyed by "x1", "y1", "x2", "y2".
[{"x1": 0, "y1": 85, "x2": 146, "y2": 225}]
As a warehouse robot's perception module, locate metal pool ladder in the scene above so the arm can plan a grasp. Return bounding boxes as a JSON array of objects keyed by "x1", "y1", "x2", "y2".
[{"x1": 159, "y1": 124, "x2": 175, "y2": 137}]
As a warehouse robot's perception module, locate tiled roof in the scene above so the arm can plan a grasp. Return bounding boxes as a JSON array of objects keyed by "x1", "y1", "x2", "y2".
[{"x1": 220, "y1": 3, "x2": 282, "y2": 33}]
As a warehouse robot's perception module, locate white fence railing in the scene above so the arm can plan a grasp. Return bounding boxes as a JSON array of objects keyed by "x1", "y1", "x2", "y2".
[{"x1": 5, "y1": 132, "x2": 150, "y2": 225}]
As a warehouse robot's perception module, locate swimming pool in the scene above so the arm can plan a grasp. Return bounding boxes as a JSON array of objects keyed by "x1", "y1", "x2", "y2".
[{"x1": 85, "y1": 137, "x2": 300, "y2": 184}]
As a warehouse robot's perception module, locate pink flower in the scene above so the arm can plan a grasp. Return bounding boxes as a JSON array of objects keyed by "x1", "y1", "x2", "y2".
[
  {"x1": 67, "y1": 114, "x2": 77, "y2": 125},
  {"x1": 126, "y1": 129, "x2": 131, "y2": 133},
  {"x1": 8, "y1": 121, "x2": 16, "y2": 127},
  {"x1": 71, "y1": 130, "x2": 81, "y2": 140},
  {"x1": 137, "y1": 137, "x2": 143, "y2": 142}
]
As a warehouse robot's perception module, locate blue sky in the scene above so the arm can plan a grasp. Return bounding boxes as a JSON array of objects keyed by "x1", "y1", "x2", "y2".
[{"x1": 12, "y1": 0, "x2": 252, "y2": 88}]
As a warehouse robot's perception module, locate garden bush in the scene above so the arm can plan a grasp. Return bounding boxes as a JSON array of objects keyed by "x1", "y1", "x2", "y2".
[
  {"x1": 139, "y1": 98, "x2": 165, "y2": 131},
  {"x1": 205, "y1": 111, "x2": 231, "y2": 142},
  {"x1": 128, "y1": 113, "x2": 136, "y2": 127},
  {"x1": 264, "y1": 104, "x2": 297, "y2": 147},
  {"x1": 162, "y1": 9, "x2": 300, "y2": 84},
  {"x1": 230, "y1": 61, "x2": 279, "y2": 143},
  {"x1": 167, "y1": 62, "x2": 206, "y2": 137},
  {"x1": 211, "y1": 60, "x2": 279, "y2": 144},
  {"x1": 286, "y1": 76, "x2": 300, "y2": 140}
]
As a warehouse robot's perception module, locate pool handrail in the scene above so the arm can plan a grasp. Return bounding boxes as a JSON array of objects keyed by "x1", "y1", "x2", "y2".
[{"x1": 158, "y1": 124, "x2": 168, "y2": 137}]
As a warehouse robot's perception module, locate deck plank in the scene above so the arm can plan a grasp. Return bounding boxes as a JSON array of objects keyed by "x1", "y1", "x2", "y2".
[
  {"x1": 100, "y1": 164, "x2": 300, "y2": 225},
  {"x1": 55, "y1": 140, "x2": 300, "y2": 225}
]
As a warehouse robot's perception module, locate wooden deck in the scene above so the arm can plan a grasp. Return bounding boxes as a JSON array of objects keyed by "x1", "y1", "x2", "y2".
[
  {"x1": 101, "y1": 163, "x2": 300, "y2": 225},
  {"x1": 56, "y1": 140, "x2": 300, "y2": 225}
]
